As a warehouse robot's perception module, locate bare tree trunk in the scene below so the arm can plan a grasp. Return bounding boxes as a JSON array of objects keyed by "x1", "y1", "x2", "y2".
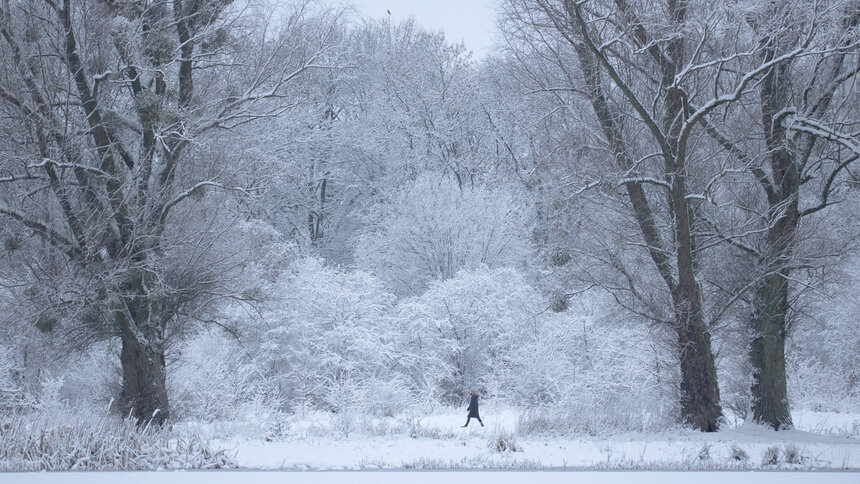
[
  {"x1": 673, "y1": 182, "x2": 722, "y2": 430},
  {"x1": 116, "y1": 267, "x2": 170, "y2": 424},
  {"x1": 750, "y1": 21, "x2": 801, "y2": 429},
  {"x1": 674, "y1": 290, "x2": 722, "y2": 431},
  {"x1": 564, "y1": 0, "x2": 722, "y2": 430},
  {"x1": 749, "y1": 167, "x2": 798, "y2": 429},
  {"x1": 750, "y1": 270, "x2": 792, "y2": 429},
  {"x1": 308, "y1": 174, "x2": 326, "y2": 245},
  {"x1": 119, "y1": 320, "x2": 169, "y2": 425}
]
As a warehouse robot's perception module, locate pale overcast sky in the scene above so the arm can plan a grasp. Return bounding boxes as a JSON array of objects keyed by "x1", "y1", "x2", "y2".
[{"x1": 348, "y1": 0, "x2": 499, "y2": 58}]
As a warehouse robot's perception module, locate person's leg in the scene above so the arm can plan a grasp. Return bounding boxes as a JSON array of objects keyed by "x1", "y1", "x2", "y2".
[
  {"x1": 462, "y1": 417, "x2": 471, "y2": 427},
  {"x1": 477, "y1": 416, "x2": 484, "y2": 427}
]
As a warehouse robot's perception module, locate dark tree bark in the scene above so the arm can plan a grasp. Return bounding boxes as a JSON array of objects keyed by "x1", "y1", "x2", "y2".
[
  {"x1": 674, "y1": 289, "x2": 722, "y2": 431},
  {"x1": 750, "y1": 55, "x2": 797, "y2": 427},
  {"x1": 749, "y1": 271, "x2": 792, "y2": 429},
  {"x1": 119, "y1": 320, "x2": 169, "y2": 424},
  {"x1": 744, "y1": 2, "x2": 859, "y2": 430},
  {"x1": 564, "y1": 0, "x2": 723, "y2": 430}
]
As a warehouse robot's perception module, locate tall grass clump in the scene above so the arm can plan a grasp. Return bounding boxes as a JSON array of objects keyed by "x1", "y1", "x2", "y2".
[{"x1": 0, "y1": 411, "x2": 234, "y2": 471}]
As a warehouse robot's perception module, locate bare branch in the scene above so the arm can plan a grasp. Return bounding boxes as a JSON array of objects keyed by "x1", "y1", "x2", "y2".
[
  {"x1": 800, "y1": 154, "x2": 860, "y2": 218},
  {"x1": 0, "y1": 206, "x2": 82, "y2": 259},
  {"x1": 159, "y1": 181, "x2": 261, "y2": 226}
]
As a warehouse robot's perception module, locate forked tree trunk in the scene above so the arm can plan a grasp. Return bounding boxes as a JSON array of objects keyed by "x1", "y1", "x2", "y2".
[{"x1": 754, "y1": 39, "x2": 800, "y2": 429}]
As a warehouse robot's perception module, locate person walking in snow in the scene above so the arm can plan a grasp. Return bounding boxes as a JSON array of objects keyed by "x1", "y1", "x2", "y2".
[{"x1": 462, "y1": 389, "x2": 484, "y2": 427}]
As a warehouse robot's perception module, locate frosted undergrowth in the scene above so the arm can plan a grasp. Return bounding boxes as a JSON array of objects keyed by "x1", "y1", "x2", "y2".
[{"x1": 0, "y1": 411, "x2": 234, "y2": 471}]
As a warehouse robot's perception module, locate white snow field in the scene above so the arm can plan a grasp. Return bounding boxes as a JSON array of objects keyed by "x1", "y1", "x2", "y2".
[
  {"x1": 1, "y1": 471, "x2": 859, "y2": 484},
  {"x1": 184, "y1": 407, "x2": 860, "y2": 471}
]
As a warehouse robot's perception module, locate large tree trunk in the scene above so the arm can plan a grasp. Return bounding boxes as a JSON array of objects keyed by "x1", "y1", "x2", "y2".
[
  {"x1": 673, "y1": 177, "x2": 722, "y2": 432},
  {"x1": 753, "y1": 31, "x2": 800, "y2": 428},
  {"x1": 748, "y1": 197, "x2": 797, "y2": 429},
  {"x1": 750, "y1": 270, "x2": 792, "y2": 429},
  {"x1": 674, "y1": 296, "x2": 722, "y2": 431},
  {"x1": 116, "y1": 269, "x2": 170, "y2": 425},
  {"x1": 568, "y1": 5, "x2": 723, "y2": 430},
  {"x1": 119, "y1": 319, "x2": 169, "y2": 425}
]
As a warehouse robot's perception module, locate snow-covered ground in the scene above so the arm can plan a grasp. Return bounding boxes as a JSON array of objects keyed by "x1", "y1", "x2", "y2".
[
  {"x1": 2, "y1": 471, "x2": 859, "y2": 484},
  {"x1": 188, "y1": 406, "x2": 860, "y2": 471}
]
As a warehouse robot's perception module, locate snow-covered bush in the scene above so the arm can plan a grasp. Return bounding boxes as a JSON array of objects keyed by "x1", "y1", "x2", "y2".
[
  {"x1": 0, "y1": 339, "x2": 117, "y2": 416},
  {"x1": 0, "y1": 343, "x2": 32, "y2": 412},
  {"x1": 392, "y1": 266, "x2": 544, "y2": 402},
  {"x1": 350, "y1": 374, "x2": 414, "y2": 417},
  {"x1": 54, "y1": 342, "x2": 120, "y2": 411},
  {"x1": 252, "y1": 258, "x2": 402, "y2": 413},
  {"x1": 489, "y1": 429, "x2": 521, "y2": 453},
  {"x1": 169, "y1": 331, "x2": 283, "y2": 423},
  {"x1": 782, "y1": 442, "x2": 805, "y2": 465},
  {"x1": 761, "y1": 445, "x2": 780, "y2": 466},
  {"x1": 355, "y1": 174, "x2": 533, "y2": 296},
  {"x1": 499, "y1": 295, "x2": 677, "y2": 434},
  {"x1": 490, "y1": 311, "x2": 581, "y2": 406},
  {"x1": 554, "y1": 315, "x2": 676, "y2": 433},
  {"x1": 787, "y1": 294, "x2": 860, "y2": 412},
  {"x1": 729, "y1": 444, "x2": 750, "y2": 462}
]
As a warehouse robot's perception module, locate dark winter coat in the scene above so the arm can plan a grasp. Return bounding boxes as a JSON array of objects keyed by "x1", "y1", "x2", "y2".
[{"x1": 467, "y1": 394, "x2": 480, "y2": 418}]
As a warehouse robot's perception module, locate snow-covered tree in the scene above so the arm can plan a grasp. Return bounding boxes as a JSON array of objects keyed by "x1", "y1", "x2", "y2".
[
  {"x1": 249, "y1": 258, "x2": 404, "y2": 413},
  {"x1": 0, "y1": 0, "x2": 341, "y2": 423},
  {"x1": 392, "y1": 267, "x2": 543, "y2": 402},
  {"x1": 355, "y1": 174, "x2": 532, "y2": 296}
]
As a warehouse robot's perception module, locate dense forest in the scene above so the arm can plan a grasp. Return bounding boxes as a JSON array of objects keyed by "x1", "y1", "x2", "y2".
[{"x1": 0, "y1": 1, "x2": 858, "y2": 465}]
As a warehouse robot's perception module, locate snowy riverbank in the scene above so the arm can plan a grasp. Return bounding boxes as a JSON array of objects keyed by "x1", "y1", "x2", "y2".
[{"x1": 193, "y1": 407, "x2": 860, "y2": 471}]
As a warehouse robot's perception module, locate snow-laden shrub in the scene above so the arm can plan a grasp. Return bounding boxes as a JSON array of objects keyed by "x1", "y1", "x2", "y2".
[
  {"x1": 778, "y1": 253, "x2": 860, "y2": 413},
  {"x1": 489, "y1": 430, "x2": 521, "y2": 453},
  {"x1": 392, "y1": 266, "x2": 544, "y2": 403},
  {"x1": 0, "y1": 338, "x2": 120, "y2": 417},
  {"x1": 559, "y1": 318, "x2": 676, "y2": 433},
  {"x1": 55, "y1": 341, "x2": 120, "y2": 411},
  {"x1": 355, "y1": 174, "x2": 532, "y2": 296},
  {"x1": 503, "y1": 298, "x2": 677, "y2": 434},
  {"x1": 729, "y1": 444, "x2": 749, "y2": 462},
  {"x1": 787, "y1": 301, "x2": 860, "y2": 412},
  {"x1": 761, "y1": 445, "x2": 780, "y2": 466},
  {"x1": 0, "y1": 343, "x2": 31, "y2": 412},
  {"x1": 697, "y1": 443, "x2": 712, "y2": 461},
  {"x1": 169, "y1": 331, "x2": 282, "y2": 422},
  {"x1": 252, "y1": 258, "x2": 403, "y2": 413},
  {"x1": 351, "y1": 375, "x2": 414, "y2": 417},
  {"x1": 782, "y1": 442, "x2": 805, "y2": 465},
  {"x1": 0, "y1": 411, "x2": 233, "y2": 471},
  {"x1": 491, "y1": 312, "x2": 581, "y2": 406}
]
